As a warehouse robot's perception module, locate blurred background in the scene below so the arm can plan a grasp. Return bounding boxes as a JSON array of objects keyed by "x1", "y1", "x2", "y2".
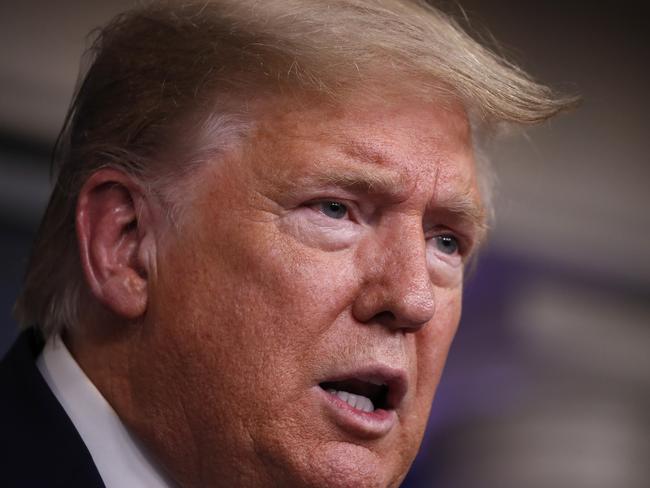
[{"x1": 1, "y1": 1, "x2": 648, "y2": 487}]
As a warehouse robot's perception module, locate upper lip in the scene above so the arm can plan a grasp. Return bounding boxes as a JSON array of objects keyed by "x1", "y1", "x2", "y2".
[{"x1": 317, "y1": 364, "x2": 408, "y2": 410}]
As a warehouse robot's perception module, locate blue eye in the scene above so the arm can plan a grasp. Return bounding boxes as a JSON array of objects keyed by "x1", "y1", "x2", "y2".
[
  {"x1": 319, "y1": 201, "x2": 348, "y2": 219},
  {"x1": 435, "y1": 235, "x2": 459, "y2": 255}
]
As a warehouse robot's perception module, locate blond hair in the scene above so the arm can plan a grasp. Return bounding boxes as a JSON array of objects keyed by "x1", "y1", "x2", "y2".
[{"x1": 14, "y1": 0, "x2": 577, "y2": 338}]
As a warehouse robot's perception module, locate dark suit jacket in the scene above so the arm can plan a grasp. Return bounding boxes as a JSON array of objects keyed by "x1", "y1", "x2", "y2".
[{"x1": 0, "y1": 329, "x2": 105, "y2": 487}]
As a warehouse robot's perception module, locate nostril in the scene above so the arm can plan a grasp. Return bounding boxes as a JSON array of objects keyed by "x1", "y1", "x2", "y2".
[
  {"x1": 373, "y1": 310, "x2": 397, "y2": 326},
  {"x1": 362, "y1": 308, "x2": 431, "y2": 333}
]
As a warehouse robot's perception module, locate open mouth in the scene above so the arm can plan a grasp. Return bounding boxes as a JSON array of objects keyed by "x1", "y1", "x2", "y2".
[
  {"x1": 319, "y1": 378, "x2": 390, "y2": 413},
  {"x1": 316, "y1": 368, "x2": 407, "y2": 437},
  {"x1": 317, "y1": 368, "x2": 407, "y2": 416}
]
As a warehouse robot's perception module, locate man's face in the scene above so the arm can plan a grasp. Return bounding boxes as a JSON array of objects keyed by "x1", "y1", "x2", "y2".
[{"x1": 129, "y1": 94, "x2": 483, "y2": 487}]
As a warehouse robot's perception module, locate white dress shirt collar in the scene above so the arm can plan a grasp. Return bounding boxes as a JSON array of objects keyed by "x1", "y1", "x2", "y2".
[{"x1": 37, "y1": 335, "x2": 175, "y2": 488}]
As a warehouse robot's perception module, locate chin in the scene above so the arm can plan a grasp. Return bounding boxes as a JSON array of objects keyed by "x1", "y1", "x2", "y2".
[
  {"x1": 265, "y1": 438, "x2": 408, "y2": 488},
  {"x1": 247, "y1": 382, "x2": 422, "y2": 488}
]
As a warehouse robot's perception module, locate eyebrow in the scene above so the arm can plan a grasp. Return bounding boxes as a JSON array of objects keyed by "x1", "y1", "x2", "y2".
[
  {"x1": 288, "y1": 142, "x2": 488, "y2": 237},
  {"x1": 432, "y1": 190, "x2": 489, "y2": 242},
  {"x1": 300, "y1": 165, "x2": 410, "y2": 199},
  {"x1": 343, "y1": 142, "x2": 488, "y2": 235},
  {"x1": 297, "y1": 164, "x2": 486, "y2": 227}
]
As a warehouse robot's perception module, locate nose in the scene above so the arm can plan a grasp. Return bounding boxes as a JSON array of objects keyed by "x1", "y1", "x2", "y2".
[{"x1": 352, "y1": 226, "x2": 435, "y2": 332}]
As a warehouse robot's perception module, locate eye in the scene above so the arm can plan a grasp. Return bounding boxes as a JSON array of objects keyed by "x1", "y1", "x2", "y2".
[
  {"x1": 318, "y1": 201, "x2": 348, "y2": 220},
  {"x1": 434, "y1": 234, "x2": 460, "y2": 255}
]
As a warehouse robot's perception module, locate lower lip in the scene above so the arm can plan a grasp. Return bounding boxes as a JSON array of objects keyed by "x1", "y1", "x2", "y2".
[{"x1": 315, "y1": 386, "x2": 397, "y2": 439}]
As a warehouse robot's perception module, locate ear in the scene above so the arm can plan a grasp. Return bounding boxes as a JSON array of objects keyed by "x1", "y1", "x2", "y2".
[{"x1": 76, "y1": 168, "x2": 158, "y2": 320}]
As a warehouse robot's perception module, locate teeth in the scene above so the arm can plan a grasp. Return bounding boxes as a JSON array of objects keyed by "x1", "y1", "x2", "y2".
[
  {"x1": 336, "y1": 390, "x2": 351, "y2": 406},
  {"x1": 329, "y1": 390, "x2": 375, "y2": 413},
  {"x1": 357, "y1": 395, "x2": 374, "y2": 413}
]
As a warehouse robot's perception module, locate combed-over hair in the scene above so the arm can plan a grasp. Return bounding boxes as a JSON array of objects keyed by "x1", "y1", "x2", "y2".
[{"x1": 14, "y1": 0, "x2": 577, "y2": 338}]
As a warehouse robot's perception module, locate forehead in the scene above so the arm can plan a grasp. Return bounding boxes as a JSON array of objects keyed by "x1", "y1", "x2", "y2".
[{"x1": 248, "y1": 94, "x2": 478, "y2": 201}]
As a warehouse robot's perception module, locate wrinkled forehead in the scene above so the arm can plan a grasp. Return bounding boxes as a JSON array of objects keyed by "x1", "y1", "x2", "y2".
[
  {"x1": 255, "y1": 89, "x2": 473, "y2": 144},
  {"x1": 247, "y1": 92, "x2": 480, "y2": 206}
]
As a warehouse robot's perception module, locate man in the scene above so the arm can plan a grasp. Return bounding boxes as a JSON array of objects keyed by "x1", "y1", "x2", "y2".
[{"x1": 1, "y1": 1, "x2": 574, "y2": 486}]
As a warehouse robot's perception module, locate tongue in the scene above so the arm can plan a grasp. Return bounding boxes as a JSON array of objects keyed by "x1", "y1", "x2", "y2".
[{"x1": 326, "y1": 388, "x2": 375, "y2": 413}]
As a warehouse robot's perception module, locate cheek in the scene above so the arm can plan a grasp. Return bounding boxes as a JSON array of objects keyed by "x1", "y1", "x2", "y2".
[
  {"x1": 154, "y1": 212, "x2": 361, "y2": 390},
  {"x1": 146, "y1": 212, "x2": 373, "y2": 478},
  {"x1": 412, "y1": 287, "x2": 462, "y2": 411}
]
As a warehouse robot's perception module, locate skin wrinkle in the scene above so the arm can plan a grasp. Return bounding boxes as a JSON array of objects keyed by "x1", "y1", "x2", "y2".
[
  {"x1": 247, "y1": 111, "x2": 485, "y2": 257},
  {"x1": 4, "y1": 1, "x2": 576, "y2": 485},
  {"x1": 69, "y1": 91, "x2": 484, "y2": 488}
]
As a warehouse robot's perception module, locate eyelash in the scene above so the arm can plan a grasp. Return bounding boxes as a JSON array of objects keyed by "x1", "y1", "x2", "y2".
[
  {"x1": 307, "y1": 198, "x2": 357, "y2": 221},
  {"x1": 318, "y1": 201, "x2": 349, "y2": 219}
]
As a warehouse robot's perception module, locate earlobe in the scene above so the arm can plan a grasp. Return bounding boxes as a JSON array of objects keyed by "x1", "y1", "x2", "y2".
[{"x1": 76, "y1": 169, "x2": 155, "y2": 320}]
